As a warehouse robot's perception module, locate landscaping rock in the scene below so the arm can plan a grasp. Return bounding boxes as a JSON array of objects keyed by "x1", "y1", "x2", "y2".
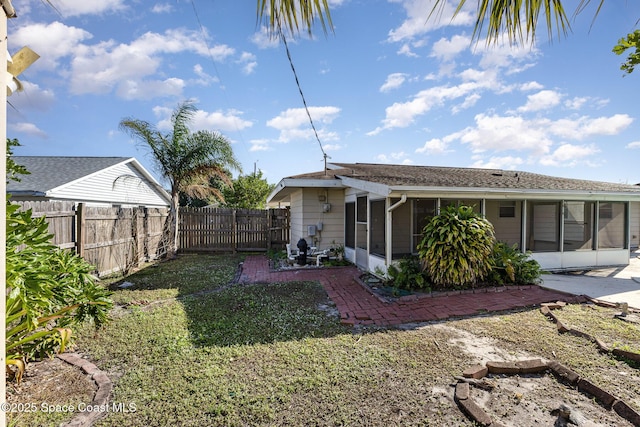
[
  {"x1": 455, "y1": 382, "x2": 470, "y2": 401},
  {"x1": 548, "y1": 361, "x2": 580, "y2": 386},
  {"x1": 577, "y1": 379, "x2": 617, "y2": 409},
  {"x1": 612, "y1": 348, "x2": 640, "y2": 363},
  {"x1": 486, "y1": 361, "x2": 520, "y2": 374},
  {"x1": 515, "y1": 359, "x2": 548, "y2": 374},
  {"x1": 456, "y1": 397, "x2": 492, "y2": 426},
  {"x1": 463, "y1": 364, "x2": 488, "y2": 379},
  {"x1": 613, "y1": 400, "x2": 640, "y2": 426}
]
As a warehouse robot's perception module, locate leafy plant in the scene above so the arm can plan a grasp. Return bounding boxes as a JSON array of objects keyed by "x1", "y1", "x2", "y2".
[
  {"x1": 488, "y1": 242, "x2": 543, "y2": 285},
  {"x1": 386, "y1": 256, "x2": 430, "y2": 291},
  {"x1": 6, "y1": 143, "x2": 113, "y2": 382},
  {"x1": 417, "y1": 205, "x2": 495, "y2": 289}
]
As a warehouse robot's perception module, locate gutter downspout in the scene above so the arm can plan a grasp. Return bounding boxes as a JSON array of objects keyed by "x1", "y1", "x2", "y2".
[{"x1": 385, "y1": 194, "x2": 407, "y2": 269}]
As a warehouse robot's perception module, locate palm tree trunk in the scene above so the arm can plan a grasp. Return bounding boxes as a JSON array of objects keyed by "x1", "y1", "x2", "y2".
[{"x1": 168, "y1": 190, "x2": 180, "y2": 258}]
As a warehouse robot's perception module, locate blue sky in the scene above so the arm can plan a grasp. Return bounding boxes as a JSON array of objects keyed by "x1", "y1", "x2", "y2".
[{"x1": 8, "y1": 0, "x2": 640, "y2": 187}]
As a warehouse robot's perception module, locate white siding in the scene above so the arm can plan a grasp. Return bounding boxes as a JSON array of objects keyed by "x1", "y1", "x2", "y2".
[
  {"x1": 48, "y1": 162, "x2": 168, "y2": 207},
  {"x1": 288, "y1": 188, "x2": 345, "y2": 251}
]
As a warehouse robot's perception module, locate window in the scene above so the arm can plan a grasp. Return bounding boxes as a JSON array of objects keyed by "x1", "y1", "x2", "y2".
[
  {"x1": 563, "y1": 201, "x2": 594, "y2": 251},
  {"x1": 527, "y1": 202, "x2": 560, "y2": 252},
  {"x1": 598, "y1": 202, "x2": 626, "y2": 249},
  {"x1": 413, "y1": 199, "x2": 436, "y2": 249},
  {"x1": 356, "y1": 196, "x2": 367, "y2": 223},
  {"x1": 345, "y1": 202, "x2": 355, "y2": 248},
  {"x1": 499, "y1": 201, "x2": 516, "y2": 218},
  {"x1": 369, "y1": 200, "x2": 386, "y2": 256}
]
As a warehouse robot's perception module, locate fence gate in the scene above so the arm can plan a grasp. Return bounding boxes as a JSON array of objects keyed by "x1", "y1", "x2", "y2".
[{"x1": 179, "y1": 207, "x2": 289, "y2": 252}]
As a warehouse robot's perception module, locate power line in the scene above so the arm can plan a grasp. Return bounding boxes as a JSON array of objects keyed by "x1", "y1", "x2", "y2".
[{"x1": 276, "y1": 17, "x2": 329, "y2": 169}]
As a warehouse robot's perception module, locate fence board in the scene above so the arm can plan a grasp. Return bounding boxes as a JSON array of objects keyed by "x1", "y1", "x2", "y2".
[
  {"x1": 179, "y1": 207, "x2": 289, "y2": 253},
  {"x1": 12, "y1": 202, "x2": 288, "y2": 274}
]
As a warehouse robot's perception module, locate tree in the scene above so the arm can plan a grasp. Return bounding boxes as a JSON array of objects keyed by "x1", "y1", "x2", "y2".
[
  {"x1": 222, "y1": 170, "x2": 275, "y2": 209},
  {"x1": 258, "y1": 0, "x2": 638, "y2": 74},
  {"x1": 119, "y1": 101, "x2": 241, "y2": 256}
]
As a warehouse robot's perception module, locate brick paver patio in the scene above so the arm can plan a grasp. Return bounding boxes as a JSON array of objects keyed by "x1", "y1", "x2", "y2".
[{"x1": 239, "y1": 255, "x2": 584, "y2": 326}]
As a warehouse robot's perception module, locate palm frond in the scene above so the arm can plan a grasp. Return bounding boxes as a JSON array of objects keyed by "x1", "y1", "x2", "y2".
[{"x1": 257, "y1": 0, "x2": 333, "y2": 37}]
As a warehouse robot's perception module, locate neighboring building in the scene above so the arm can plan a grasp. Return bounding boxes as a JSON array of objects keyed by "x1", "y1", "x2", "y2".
[
  {"x1": 7, "y1": 156, "x2": 170, "y2": 208},
  {"x1": 267, "y1": 163, "x2": 640, "y2": 272}
]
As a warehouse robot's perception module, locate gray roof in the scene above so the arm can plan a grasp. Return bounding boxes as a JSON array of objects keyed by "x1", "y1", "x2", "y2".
[
  {"x1": 8, "y1": 156, "x2": 132, "y2": 193},
  {"x1": 322, "y1": 163, "x2": 640, "y2": 193}
]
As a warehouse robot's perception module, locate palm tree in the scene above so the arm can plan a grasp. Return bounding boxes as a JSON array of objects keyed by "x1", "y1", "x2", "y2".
[{"x1": 119, "y1": 101, "x2": 241, "y2": 257}]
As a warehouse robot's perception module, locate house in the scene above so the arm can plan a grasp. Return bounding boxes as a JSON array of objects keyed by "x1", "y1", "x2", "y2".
[
  {"x1": 7, "y1": 156, "x2": 170, "y2": 208},
  {"x1": 267, "y1": 163, "x2": 640, "y2": 272}
]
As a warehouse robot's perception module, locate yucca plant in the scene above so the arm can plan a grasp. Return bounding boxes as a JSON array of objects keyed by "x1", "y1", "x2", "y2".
[{"x1": 417, "y1": 205, "x2": 495, "y2": 289}]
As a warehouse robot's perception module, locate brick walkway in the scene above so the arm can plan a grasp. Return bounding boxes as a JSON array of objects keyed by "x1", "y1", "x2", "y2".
[{"x1": 239, "y1": 255, "x2": 583, "y2": 326}]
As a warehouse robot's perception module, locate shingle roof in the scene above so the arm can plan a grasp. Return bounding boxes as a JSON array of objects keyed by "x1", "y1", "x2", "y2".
[
  {"x1": 320, "y1": 163, "x2": 640, "y2": 193},
  {"x1": 8, "y1": 156, "x2": 131, "y2": 193}
]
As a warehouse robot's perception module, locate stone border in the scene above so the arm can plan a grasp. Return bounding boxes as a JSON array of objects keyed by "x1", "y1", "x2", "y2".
[
  {"x1": 354, "y1": 274, "x2": 538, "y2": 304},
  {"x1": 540, "y1": 302, "x2": 640, "y2": 364},
  {"x1": 454, "y1": 358, "x2": 640, "y2": 426},
  {"x1": 56, "y1": 352, "x2": 112, "y2": 427}
]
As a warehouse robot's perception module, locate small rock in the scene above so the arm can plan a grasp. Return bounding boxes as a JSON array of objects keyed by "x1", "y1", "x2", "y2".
[{"x1": 118, "y1": 281, "x2": 134, "y2": 288}]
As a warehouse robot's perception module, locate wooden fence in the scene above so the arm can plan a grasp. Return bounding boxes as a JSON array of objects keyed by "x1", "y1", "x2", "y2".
[
  {"x1": 14, "y1": 202, "x2": 289, "y2": 276},
  {"x1": 179, "y1": 207, "x2": 290, "y2": 253},
  {"x1": 16, "y1": 201, "x2": 169, "y2": 277}
]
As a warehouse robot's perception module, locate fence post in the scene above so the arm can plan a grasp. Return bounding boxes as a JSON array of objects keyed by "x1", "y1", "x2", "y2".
[
  {"x1": 267, "y1": 209, "x2": 272, "y2": 250},
  {"x1": 75, "y1": 203, "x2": 85, "y2": 258},
  {"x1": 232, "y1": 209, "x2": 237, "y2": 253}
]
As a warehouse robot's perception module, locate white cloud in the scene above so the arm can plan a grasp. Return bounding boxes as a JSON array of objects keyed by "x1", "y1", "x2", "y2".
[
  {"x1": 10, "y1": 122, "x2": 48, "y2": 138},
  {"x1": 238, "y1": 52, "x2": 258, "y2": 74},
  {"x1": 251, "y1": 26, "x2": 280, "y2": 49},
  {"x1": 415, "y1": 137, "x2": 452, "y2": 155},
  {"x1": 430, "y1": 34, "x2": 471, "y2": 62},
  {"x1": 380, "y1": 73, "x2": 409, "y2": 93},
  {"x1": 517, "y1": 90, "x2": 562, "y2": 112},
  {"x1": 323, "y1": 144, "x2": 343, "y2": 151},
  {"x1": 68, "y1": 28, "x2": 235, "y2": 97},
  {"x1": 11, "y1": 22, "x2": 93, "y2": 70},
  {"x1": 627, "y1": 141, "x2": 640, "y2": 149},
  {"x1": 267, "y1": 106, "x2": 341, "y2": 142},
  {"x1": 471, "y1": 156, "x2": 524, "y2": 170},
  {"x1": 152, "y1": 3, "x2": 173, "y2": 13},
  {"x1": 397, "y1": 43, "x2": 419, "y2": 57},
  {"x1": 539, "y1": 144, "x2": 600, "y2": 167},
  {"x1": 54, "y1": 0, "x2": 127, "y2": 17},
  {"x1": 376, "y1": 152, "x2": 413, "y2": 164},
  {"x1": 154, "y1": 107, "x2": 253, "y2": 133},
  {"x1": 116, "y1": 78, "x2": 185, "y2": 100},
  {"x1": 519, "y1": 81, "x2": 544, "y2": 91},
  {"x1": 387, "y1": 0, "x2": 474, "y2": 42},
  {"x1": 249, "y1": 139, "x2": 271, "y2": 152},
  {"x1": 192, "y1": 110, "x2": 253, "y2": 132},
  {"x1": 548, "y1": 114, "x2": 633, "y2": 140},
  {"x1": 8, "y1": 81, "x2": 56, "y2": 112},
  {"x1": 457, "y1": 114, "x2": 554, "y2": 154}
]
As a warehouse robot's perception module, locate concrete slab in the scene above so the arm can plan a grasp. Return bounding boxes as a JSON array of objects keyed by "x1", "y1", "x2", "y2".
[{"x1": 541, "y1": 250, "x2": 640, "y2": 310}]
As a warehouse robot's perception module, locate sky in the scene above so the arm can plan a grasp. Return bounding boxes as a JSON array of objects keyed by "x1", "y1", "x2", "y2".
[{"x1": 7, "y1": 0, "x2": 640, "y2": 188}]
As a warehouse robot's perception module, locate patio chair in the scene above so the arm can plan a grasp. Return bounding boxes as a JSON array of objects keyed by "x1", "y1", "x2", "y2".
[{"x1": 286, "y1": 244, "x2": 299, "y2": 262}]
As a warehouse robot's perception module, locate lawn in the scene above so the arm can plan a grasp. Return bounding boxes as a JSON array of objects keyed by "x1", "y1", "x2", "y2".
[{"x1": 7, "y1": 253, "x2": 640, "y2": 426}]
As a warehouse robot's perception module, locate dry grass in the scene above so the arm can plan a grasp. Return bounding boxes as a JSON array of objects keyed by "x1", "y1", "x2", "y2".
[{"x1": 6, "y1": 253, "x2": 640, "y2": 426}]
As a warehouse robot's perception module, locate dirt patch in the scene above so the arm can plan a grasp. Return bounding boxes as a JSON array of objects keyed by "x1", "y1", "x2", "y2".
[
  {"x1": 435, "y1": 323, "x2": 636, "y2": 426},
  {"x1": 6, "y1": 357, "x2": 95, "y2": 426}
]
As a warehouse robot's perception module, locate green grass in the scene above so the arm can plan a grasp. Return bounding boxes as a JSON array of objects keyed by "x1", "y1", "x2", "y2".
[{"x1": 8, "y1": 253, "x2": 640, "y2": 426}]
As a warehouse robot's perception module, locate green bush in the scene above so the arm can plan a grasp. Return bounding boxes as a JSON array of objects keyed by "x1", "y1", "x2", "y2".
[
  {"x1": 6, "y1": 142, "x2": 112, "y2": 382},
  {"x1": 488, "y1": 242, "x2": 542, "y2": 285},
  {"x1": 386, "y1": 256, "x2": 430, "y2": 291},
  {"x1": 417, "y1": 205, "x2": 495, "y2": 289}
]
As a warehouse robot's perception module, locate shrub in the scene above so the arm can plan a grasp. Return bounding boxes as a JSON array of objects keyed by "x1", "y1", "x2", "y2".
[
  {"x1": 417, "y1": 205, "x2": 495, "y2": 289},
  {"x1": 6, "y1": 142, "x2": 113, "y2": 382},
  {"x1": 488, "y1": 242, "x2": 542, "y2": 285},
  {"x1": 386, "y1": 256, "x2": 430, "y2": 291}
]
